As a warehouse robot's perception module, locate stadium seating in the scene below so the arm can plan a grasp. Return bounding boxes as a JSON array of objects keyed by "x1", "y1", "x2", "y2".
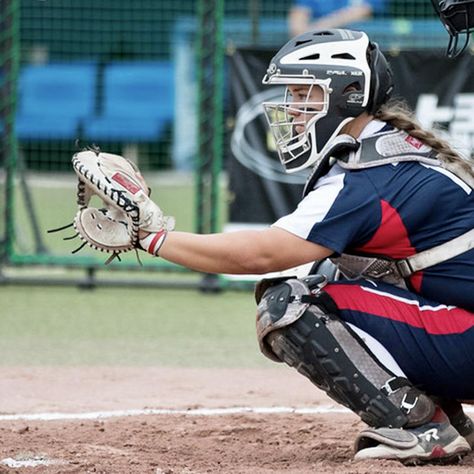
[
  {"x1": 16, "y1": 63, "x2": 97, "y2": 140},
  {"x1": 83, "y1": 60, "x2": 174, "y2": 142}
]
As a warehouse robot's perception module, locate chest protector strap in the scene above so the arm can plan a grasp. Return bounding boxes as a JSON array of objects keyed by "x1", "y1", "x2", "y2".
[
  {"x1": 332, "y1": 228, "x2": 474, "y2": 288},
  {"x1": 303, "y1": 129, "x2": 474, "y2": 286}
]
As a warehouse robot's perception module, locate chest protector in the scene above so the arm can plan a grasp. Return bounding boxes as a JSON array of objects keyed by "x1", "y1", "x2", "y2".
[{"x1": 303, "y1": 128, "x2": 474, "y2": 289}]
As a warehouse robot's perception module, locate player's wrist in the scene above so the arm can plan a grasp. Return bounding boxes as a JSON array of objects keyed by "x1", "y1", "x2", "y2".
[{"x1": 139, "y1": 230, "x2": 168, "y2": 256}]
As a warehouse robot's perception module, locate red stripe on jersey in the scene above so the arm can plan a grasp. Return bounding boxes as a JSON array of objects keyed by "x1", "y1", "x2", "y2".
[
  {"x1": 357, "y1": 199, "x2": 414, "y2": 257},
  {"x1": 354, "y1": 199, "x2": 423, "y2": 291},
  {"x1": 324, "y1": 283, "x2": 474, "y2": 335},
  {"x1": 410, "y1": 272, "x2": 423, "y2": 292}
]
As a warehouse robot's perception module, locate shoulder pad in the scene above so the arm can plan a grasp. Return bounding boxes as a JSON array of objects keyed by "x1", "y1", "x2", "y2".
[{"x1": 337, "y1": 130, "x2": 440, "y2": 170}]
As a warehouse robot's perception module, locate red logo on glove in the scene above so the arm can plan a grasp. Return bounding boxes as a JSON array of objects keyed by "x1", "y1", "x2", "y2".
[{"x1": 112, "y1": 172, "x2": 141, "y2": 194}]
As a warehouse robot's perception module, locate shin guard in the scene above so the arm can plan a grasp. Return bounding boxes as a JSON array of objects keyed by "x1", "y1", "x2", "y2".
[{"x1": 255, "y1": 276, "x2": 435, "y2": 428}]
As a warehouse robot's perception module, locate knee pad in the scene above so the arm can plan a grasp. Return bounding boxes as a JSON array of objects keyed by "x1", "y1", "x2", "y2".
[{"x1": 255, "y1": 276, "x2": 435, "y2": 429}]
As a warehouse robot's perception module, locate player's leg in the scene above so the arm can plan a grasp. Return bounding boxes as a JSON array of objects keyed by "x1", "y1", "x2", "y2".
[
  {"x1": 323, "y1": 279, "x2": 474, "y2": 400},
  {"x1": 255, "y1": 276, "x2": 472, "y2": 463},
  {"x1": 323, "y1": 279, "x2": 474, "y2": 452}
]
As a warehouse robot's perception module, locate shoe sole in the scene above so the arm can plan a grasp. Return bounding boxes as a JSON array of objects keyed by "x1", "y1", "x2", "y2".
[{"x1": 355, "y1": 436, "x2": 471, "y2": 465}]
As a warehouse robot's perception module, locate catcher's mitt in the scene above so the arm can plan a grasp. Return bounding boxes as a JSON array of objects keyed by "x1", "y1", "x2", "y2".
[{"x1": 50, "y1": 149, "x2": 174, "y2": 263}]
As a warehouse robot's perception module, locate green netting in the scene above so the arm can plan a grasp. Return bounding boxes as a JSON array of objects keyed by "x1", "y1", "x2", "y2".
[
  {"x1": 1, "y1": 0, "x2": 20, "y2": 263},
  {"x1": 18, "y1": 0, "x2": 196, "y2": 172},
  {"x1": 196, "y1": 0, "x2": 224, "y2": 235},
  {"x1": 222, "y1": 0, "x2": 447, "y2": 50},
  {"x1": 20, "y1": 0, "x2": 187, "y2": 61},
  {"x1": 1, "y1": 0, "x2": 456, "y2": 278},
  {"x1": 2, "y1": 0, "x2": 204, "y2": 272}
]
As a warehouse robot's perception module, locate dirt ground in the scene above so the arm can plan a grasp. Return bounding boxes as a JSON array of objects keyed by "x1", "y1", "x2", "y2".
[{"x1": 1, "y1": 366, "x2": 473, "y2": 473}]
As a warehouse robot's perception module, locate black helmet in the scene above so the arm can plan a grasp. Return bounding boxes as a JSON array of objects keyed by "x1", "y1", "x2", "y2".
[
  {"x1": 431, "y1": 0, "x2": 474, "y2": 57},
  {"x1": 262, "y1": 29, "x2": 393, "y2": 173}
]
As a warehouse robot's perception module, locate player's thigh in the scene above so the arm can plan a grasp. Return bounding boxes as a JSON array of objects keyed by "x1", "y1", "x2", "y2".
[{"x1": 323, "y1": 279, "x2": 474, "y2": 399}]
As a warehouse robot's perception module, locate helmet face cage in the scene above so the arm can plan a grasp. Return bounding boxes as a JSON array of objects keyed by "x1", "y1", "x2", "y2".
[
  {"x1": 261, "y1": 29, "x2": 393, "y2": 174},
  {"x1": 431, "y1": 0, "x2": 474, "y2": 57},
  {"x1": 263, "y1": 80, "x2": 331, "y2": 170}
]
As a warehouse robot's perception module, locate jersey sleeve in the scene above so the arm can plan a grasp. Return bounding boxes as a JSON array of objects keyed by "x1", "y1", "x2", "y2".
[{"x1": 272, "y1": 169, "x2": 381, "y2": 254}]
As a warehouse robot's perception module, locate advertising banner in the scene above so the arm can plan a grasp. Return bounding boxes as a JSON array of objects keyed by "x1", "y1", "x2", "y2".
[{"x1": 228, "y1": 48, "x2": 474, "y2": 225}]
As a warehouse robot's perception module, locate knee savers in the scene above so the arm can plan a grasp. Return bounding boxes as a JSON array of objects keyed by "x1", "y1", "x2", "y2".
[{"x1": 255, "y1": 276, "x2": 435, "y2": 429}]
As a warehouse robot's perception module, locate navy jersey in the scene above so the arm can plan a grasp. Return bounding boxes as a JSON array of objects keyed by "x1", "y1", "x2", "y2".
[{"x1": 273, "y1": 122, "x2": 474, "y2": 311}]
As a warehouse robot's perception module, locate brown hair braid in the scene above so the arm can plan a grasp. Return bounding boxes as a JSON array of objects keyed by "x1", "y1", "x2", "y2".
[{"x1": 374, "y1": 100, "x2": 474, "y2": 184}]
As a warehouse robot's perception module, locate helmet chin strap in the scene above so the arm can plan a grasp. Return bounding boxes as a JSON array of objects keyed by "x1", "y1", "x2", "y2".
[
  {"x1": 302, "y1": 134, "x2": 360, "y2": 198},
  {"x1": 280, "y1": 115, "x2": 357, "y2": 174},
  {"x1": 299, "y1": 114, "x2": 356, "y2": 163}
]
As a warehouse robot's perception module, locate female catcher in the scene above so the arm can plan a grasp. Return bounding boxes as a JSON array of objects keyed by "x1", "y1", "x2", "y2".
[{"x1": 82, "y1": 28, "x2": 474, "y2": 464}]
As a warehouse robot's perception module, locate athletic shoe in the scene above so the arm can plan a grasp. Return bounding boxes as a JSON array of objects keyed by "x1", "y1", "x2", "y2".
[
  {"x1": 354, "y1": 407, "x2": 471, "y2": 465},
  {"x1": 432, "y1": 398, "x2": 474, "y2": 449}
]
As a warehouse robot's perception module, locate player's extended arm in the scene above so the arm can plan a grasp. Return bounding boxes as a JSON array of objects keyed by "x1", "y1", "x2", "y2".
[
  {"x1": 65, "y1": 150, "x2": 332, "y2": 271},
  {"x1": 155, "y1": 227, "x2": 333, "y2": 275}
]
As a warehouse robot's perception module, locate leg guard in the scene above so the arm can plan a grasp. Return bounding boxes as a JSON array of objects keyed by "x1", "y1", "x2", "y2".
[{"x1": 255, "y1": 276, "x2": 435, "y2": 429}]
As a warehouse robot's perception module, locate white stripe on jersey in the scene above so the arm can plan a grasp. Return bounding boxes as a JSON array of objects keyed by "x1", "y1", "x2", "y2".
[
  {"x1": 347, "y1": 323, "x2": 406, "y2": 376},
  {"x1": 361, "y1": 285, "x2": 457, "y2": 311},
  {"x1": 421, "y1": 163, "x2": 472, "y2": 195},
  {"x1": 272, "y1": 168, "x2": 346, "y2": 239}
]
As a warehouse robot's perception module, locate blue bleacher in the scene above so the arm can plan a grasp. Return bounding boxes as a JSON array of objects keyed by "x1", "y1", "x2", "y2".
[
  {"x1": 84, "y1": 60, "x2": 174, "y2": 142},
  {"x1": 16, "y1": 63, "x2": 97, "y2": 140}
]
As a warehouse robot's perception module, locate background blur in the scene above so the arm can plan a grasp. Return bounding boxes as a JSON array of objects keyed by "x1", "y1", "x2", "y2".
[{"x1": 0, "y1": 0, "x2": 471, "y2": 291}]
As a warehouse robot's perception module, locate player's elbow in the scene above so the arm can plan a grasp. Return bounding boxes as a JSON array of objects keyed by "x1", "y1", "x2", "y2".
[
  {"x1": 241, "y1": 255, "x2": 277, "y2": 275},
  {"x1": 236, "y1": 247, "x2": 285, "y2": 275},
  {"x1": 225, "y1": 228, "x2": 312, "y2": 275}
]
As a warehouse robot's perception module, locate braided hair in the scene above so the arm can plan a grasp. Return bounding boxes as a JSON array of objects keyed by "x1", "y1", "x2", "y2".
[{"x1": 374, "y1": 100, "x2": 474, "y2": 185}]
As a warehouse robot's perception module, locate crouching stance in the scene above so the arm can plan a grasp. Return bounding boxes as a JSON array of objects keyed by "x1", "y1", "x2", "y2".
[
  {"x1": 62, "y1": 27, "x2": 474, "y2": 466},
  {"x1": 256, "y1": 276, "x2": 473, "y2": 463},
  {"x1": 251, "y1": 27, "x2": 474, "y2": 464}
]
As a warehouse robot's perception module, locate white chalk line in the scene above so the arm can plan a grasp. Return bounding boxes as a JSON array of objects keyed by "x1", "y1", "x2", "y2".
[
  {"x1": 1, "y1": 456, "x2": 64, "y2": 468},
  {"x1": 0, "y1": 405, "x2": 350, "y2": 422},
  {"x1": 1, "y1": 404, "x2": 473, "y2": 422}
]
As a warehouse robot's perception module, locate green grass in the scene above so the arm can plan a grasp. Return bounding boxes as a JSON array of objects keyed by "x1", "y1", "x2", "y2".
[
  {"x1": 0, "y1": 285, "x2": 271, "y2": 368},
  {"x1": 2, "y1": 172, "x2": 260, "y2": 369},
  {"x1": 12, "y1": 175, "x2": 200, "y2": 258}
]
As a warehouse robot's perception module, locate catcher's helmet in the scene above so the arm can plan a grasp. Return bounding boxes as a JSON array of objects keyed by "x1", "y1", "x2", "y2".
[
  {"x1": 431, "y1": 0, "x2": 474, "y2": 57},
  {"x1": 262, "y1": 29, "x2": 393, "y2": 173}
]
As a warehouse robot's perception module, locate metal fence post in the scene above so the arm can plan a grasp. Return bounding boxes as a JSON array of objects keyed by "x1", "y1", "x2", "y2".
[
  {"x1": 0, "y1": 0, "x2": 20, "y2": 263},
  {"x1": 196, "y1": 0, "x2": 224, "y2": 291}
]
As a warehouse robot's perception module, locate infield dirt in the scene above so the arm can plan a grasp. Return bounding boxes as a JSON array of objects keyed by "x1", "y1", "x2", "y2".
[{"x1": 1, "y1": 366, "x2": 473, "y2": 473}]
